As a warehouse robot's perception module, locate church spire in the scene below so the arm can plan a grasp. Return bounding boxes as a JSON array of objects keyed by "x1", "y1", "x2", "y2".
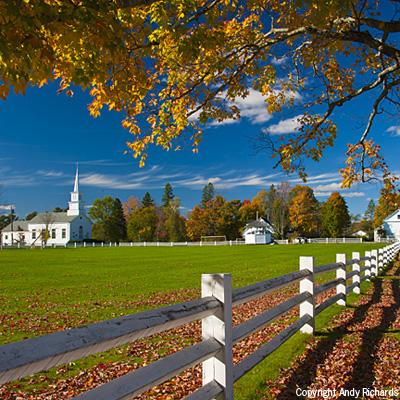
[
  {"x1": 67, "y1": 163, "x2": 84, "y2": 216},
  {"x1": 73, "y1": 163, "x2": 79, "y2": 193}
]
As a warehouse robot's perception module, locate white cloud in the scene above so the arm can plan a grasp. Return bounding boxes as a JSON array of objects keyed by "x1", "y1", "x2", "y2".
[
  {"x1": 174, "y1": 172, "x2": 282, "y2": 189},
  {"x1": 386, "y1": 126, "x2": 400, "y2": 136},
  {"x1": 314, "y1": 191, "x2": 365, "y2": 198},
  {"x1": 313, "y1": 182, "x2": 342, "y2": 192},
  {"x1": 201, "y1": 88, "x2": 302, "y2": 127},
  {"x1": 312, "y1": 181, "x2": 365, "y2": 199},
  {"x1": 80, "y1": 173, "x2": 143, "y2": 190},
  {"x1": 37, "y1": 170, "x2": 63, "y2": 177},
  {"x1": 342, "y1": 192, "x2": 365, "y2": 198},
  {"x1": 271, "y1": 55, "x2": 289, "y2": 65},
  {"x1": 208, "y1": 89, "x2": 273, "y2": 126},
  {"x1": 262, "y1": 115, "x2": 303, "y2": 135}
]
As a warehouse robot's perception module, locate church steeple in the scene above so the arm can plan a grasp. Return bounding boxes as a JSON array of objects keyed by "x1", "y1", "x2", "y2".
[
  {"x1": 67, "y1": 163, "x2": 84, "y2": 216},
  {"x1": 73, "y1": 163, "x2": 79, "y2": 192}
]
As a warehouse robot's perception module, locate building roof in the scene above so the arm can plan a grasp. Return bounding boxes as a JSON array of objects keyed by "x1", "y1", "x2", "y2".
[
  {"x1": 1, "y1": 220, "x2": 29, "y2": 232},
  {"x1": 245, "y1": 218, "x2": 273, "y2": 229},
  {"x1": 246, "y1": 220, "x2": 269, "y2": 228},
  {"x1": 353, "y1": 230, "x2": 368, "y2": 236},
  {"x1": 383, "y1": 209, "x2": 400, "y2": 222},
  {"x1": 29, "y1": 212, "x2": 78, "y2": 224}
]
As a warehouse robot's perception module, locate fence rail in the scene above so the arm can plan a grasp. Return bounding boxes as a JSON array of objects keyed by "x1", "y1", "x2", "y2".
[
  {"x1": 1, "y1": 242, "x2": 399, "y2": 399},
  {"x1": 0, "y1": 237, "x2": 376, "y2": 249}
]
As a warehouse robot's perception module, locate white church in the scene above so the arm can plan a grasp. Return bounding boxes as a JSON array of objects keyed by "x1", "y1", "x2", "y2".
[{"x1": 1, "y1": 167, "x2": 92, "y2": 247}]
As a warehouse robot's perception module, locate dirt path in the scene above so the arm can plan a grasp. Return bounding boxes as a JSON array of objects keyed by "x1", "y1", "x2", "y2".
[{"x1": 265, "y1": 260, "x2": 400, "y2": 399}]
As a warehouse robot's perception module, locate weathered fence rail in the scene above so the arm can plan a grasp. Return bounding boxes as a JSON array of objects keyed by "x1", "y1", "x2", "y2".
[{"x1": 1, "y1": 242, "x2": 399, "y2": 399}]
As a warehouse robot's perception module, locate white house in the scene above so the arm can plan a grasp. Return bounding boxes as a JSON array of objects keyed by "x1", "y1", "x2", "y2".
[
  {"x1": 375, "y1": 209, "x2": 400, "y2": 241},
  {"x1": 243, "y1": 217, "x2": 274, "y2": 244},
  {"x1": 1, "y1": 166, "x2": 92, "y2": 247}
]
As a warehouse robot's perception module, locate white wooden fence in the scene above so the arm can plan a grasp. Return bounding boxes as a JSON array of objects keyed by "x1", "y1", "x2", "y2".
[
  {"x1": 1, "y1": 237, "x2": 370, "y2": 250},
  {"x1": 0, "y1": 243, "x2": 399, "y2": 399},
  {"x1": 307, "y1": 237, "x2": 363, "y2": 244}
]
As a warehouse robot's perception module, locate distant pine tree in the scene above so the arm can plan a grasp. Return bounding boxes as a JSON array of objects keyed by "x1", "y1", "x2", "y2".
[
  {"x1": 201, "y1": 183, "x2": 215, "y2": 208},
  {"x1": 162, "y1": 183, "x2": 175, "y2": 208},
  {"x1": 142, "y1": 192, "x2": 155, "y2": 208}
]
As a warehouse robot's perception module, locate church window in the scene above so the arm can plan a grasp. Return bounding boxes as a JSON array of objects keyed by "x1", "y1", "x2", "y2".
[
  {"x1": 32, "y1": 230, "x2": 36, "y2": 239},
  {"x1": 51, "y1": 229, "x2": 56, "y2": 239},
  {"x1": 62, "y1": 228, "x2": 66, "y2": 239},
  {"x1": 79, "y1": 225, "x2": 83, "y2": 239},
  {"x1": 5, "y1": 235, "x2": 8, "y2": 240}
]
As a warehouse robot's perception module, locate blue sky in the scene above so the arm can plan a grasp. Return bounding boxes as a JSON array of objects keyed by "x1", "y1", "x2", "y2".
[{"x1": 0, "y1": 77, "x2": 399, "y2": 218}]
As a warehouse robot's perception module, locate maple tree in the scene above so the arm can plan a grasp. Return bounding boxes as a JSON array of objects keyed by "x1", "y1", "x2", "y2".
[
  {"x1": 1, "y1": 0, "x2": 400, "y2": 189},
  {"x1": 374, "y1": 185, "x2": 400, "y2": 227},
  {"x1": 288, "y1": 185, "x2": 320, "y2": 236},
  {"x1": 90, "y1": 196, "x2": 127, "y2": 241}
]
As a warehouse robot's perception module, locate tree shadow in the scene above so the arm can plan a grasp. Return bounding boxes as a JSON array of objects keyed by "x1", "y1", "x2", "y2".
[
  {"x1": 276, "y1": 265, "x2": 399, "y2": 400},
  {"x1": 338, "y1": 266, "x2": 400, "y2": 399}
]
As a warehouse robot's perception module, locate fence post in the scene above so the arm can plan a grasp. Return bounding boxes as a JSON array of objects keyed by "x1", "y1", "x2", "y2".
[
  {"x1": 382, "y1": 246, "x2": 387, "y2": 266},
  {"x1": 371, "y1": 249, "x2": 378, "y2": 277},
  {"x1": 365, "y1": 250, "x2": 371, "y2": 281},
  {"x1": 378, "y1": 248, "x2": 384, "y2": 274},
  {"x1": 352, "y1": 252, "x2": 360, "y2": 294},
  {"x1": 299, "y1": 256, "x2": 314, "y2": 334},
  {"x1": 201, "y1": 274, "x2": 233, "y2": 399},
  {"x1": 336, "y1": 254, "x2": 346, "y2": 306}
]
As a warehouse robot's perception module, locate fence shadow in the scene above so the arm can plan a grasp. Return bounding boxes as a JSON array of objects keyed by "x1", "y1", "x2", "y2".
[
  {"x1": 338, "y1": 266, "x2": 400, "y2": 398},
  {"x1": 276, "y1": 265, "x2": 399, "y2": 400}
]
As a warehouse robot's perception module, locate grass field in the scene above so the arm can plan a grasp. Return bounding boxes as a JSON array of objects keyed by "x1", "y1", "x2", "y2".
[{"x1": 0, "y1": 243, "x2": 384, "y2": 398}]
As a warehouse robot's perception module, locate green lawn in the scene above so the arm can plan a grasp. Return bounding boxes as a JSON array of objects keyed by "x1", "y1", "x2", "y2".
[
  {"x1": 0, "y1": 243, "x2": 382, "y2": 344},
  {"x1": 0, "y1": 243, "x2": 384, "y2": 398}
]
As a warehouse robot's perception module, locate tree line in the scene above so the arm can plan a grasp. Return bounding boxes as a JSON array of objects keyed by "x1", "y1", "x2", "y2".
[
  {"x1": 1, "y1": 182, "x2": 398, "y2": 242},
  {"x1": 85, "y1": 182, "x2": 371, "y2": 243}
]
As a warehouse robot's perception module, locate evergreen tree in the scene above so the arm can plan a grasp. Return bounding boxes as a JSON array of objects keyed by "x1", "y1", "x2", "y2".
[
  {"x1": 114, "y1": 198, "x2": 127, "y2": 240},
  {"x1": 25, "y1": 211, "x2": 38, "y2": 221},
  {"x1": 201, "y1": 183, "x2": 215, "y2": 208},
  {"x1": 321, "y1": 192, "x2": 351, "y2": 237},
  {"x1": 142, "y1": 192, "x2": 154, "y2": 208},
  {"x1": 162, "y1": 183, "x2": 175, "y2": 208},
  {"x1": 364, "y1": 199, "x2": 375, "y2": 221},
  {"x1": 53, "y1": 207, "x2": 67, "y2": 212}
]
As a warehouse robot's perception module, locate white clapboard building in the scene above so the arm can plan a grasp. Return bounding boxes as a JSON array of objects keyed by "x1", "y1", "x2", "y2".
[
  {"x1": 375, "y1": 209, "x2": 400, "y2": 241},
  {"x1": 243, "y1": 217, "x2": 274, "y2": 244},
  {"x1": 1, "y1": 166, "x2": 92, "y2": 247}
]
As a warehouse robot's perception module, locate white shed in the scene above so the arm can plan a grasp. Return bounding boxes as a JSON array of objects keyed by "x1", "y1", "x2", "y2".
[{"x1": 243, "y1": 218, "x2": 274, "y2": 245}]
